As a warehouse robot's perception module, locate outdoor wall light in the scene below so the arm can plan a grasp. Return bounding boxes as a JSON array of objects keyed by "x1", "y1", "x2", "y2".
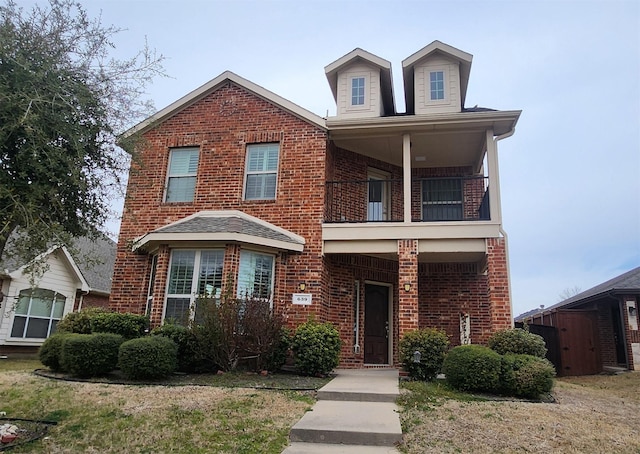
[
  {"x1": 629, "y1": 306, "x2": 637, "y2": 316},
  {"x1": 299, "y1": 283, "x2": 306, "y2": 292},
  {"x1": 404, "y1": 283, "x2": 412, "y2": 292},
  {"x1": 413, "y1": 350, "x2": 421, "y2": 363}
]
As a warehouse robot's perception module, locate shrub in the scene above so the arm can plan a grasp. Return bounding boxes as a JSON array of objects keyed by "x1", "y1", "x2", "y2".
[
  {"x1": 91, "y1": 312, "x2": 149, "y2": 339},
  {"x1": 39, "y1": 333, "x2": 70, "y2": 371},
  {"x1": 488, "y1": 328, "x2": 547, "y2": 358},
  {"x1": 442, "y1": 345, "x2": 501, "y2": 393},
  {"x1": 500, "y1": 354, "x2": 555, "y2": 399},
  {"x1": 60, "y1": 333, "x2": 123, "y2": 377},
  {"x1": 118, "y1": 336, "x2": 178, "y2": 380},
  {"x1": 291, "y1": 319, "x2": 341, "y2": 376},
  {"x1": 261, "y1": 327, "x2": 291, "y2": 372},
  {"x1": 399, "y1": 328, "x2": 449, "y2": 381},
  {"x1": 151, "y1": 323, "x2": 202, "y2": 373},
  {"x1": 56, "y1": 307, "x2": 109, "y2": 334}
]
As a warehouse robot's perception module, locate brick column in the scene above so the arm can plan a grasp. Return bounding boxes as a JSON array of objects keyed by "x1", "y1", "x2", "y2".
[
  {"x1": 398, "y1": 239, "x2": 419, "y2": 337},
  {"x1": 149, "y1": 245, "x2": 170, "y2": 328},
  {"x1": 487, "y1": 237, "x2": 512, "y2": 331}
]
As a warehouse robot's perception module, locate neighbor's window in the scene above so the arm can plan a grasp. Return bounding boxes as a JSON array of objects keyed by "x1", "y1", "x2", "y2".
[
  {"x1": 429, "y1": 71, "x2": 445, "y2": 100},
  {"x1": 351, "y1": 77, "x2": 365, "y2": 106},
  {"x1": 10, "y1": 288, "x2": 66, "y2": 339},
  {"x1": 422, "y1": 178, "x2": 463, "y2": 221},
  {"x1": 165, "y1": 147, "x2": 199, "y2": 202},
  {"x1": 165, "y1": 249, "x2": 224, "y2": 324},
  {"x1": 244, "y1": 143, "x2": 279, "y2": 200},
  {"x1": 237, "y1": 250, "x2": 275, "y2": 302}
]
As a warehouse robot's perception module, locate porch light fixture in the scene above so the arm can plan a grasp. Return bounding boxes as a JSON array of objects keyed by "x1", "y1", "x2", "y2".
[
  {"x1": 299, "y1": 283, "x2": 306, "y2": 292},
  {"x1": 404, "y1": 283, "x2": 412, "y2": 292},
  {"x1": 629, "y1": 306, "x2": 637, "y2": 316},
  {"x1": 413, "y1": 350, "x2": 421, "y2": 363}
]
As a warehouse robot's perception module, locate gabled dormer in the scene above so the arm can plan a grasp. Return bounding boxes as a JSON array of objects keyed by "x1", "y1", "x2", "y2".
[
  {"x1": 325, "y1": 48, "x2": 395, "y2": 119},
  {"x1": 402, "y1": 41, "x2": 472, "y2": 115}
]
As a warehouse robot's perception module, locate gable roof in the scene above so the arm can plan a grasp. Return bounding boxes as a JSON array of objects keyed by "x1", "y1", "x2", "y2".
[
  {"x1": 515, "y1": 266, "x2": 640, "y2": 321},
  {"x1": 402, "y1": 40, "x2": 473, "y2": 113},
  {"x1": 122, "y1": 71, "x2": 326, "y2": 139},
  {"x1": 324, "y1": 48, "x2": 396, "y2": 116},
  {"x1": 0, "y1": 233, "x2": 117, "y2": 295},
  {"x1": 132, "y1": 210, "x2": 305, "y2": 253}
]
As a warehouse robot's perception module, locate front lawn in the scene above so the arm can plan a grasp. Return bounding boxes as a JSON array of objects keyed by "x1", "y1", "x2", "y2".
[{"x1": 0, "y1": 359, "x2": 326, "y2": 453}]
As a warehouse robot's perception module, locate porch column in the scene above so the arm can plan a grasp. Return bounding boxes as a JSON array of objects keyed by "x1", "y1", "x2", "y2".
[
  {"x1": 402, "y1": 133, "x2": 412, "y2": 223},
  {"x1": 486, "y1": 237, "x2": 512, "y2": 332},
  {"x1": 485, "y1": 129, "x2": 502, "y2": 223},
  {"x1": 398, "y1": 239, "x2": 419, "y2": 338},
  {"x1": 149, "y1": 245, "x2": 170, "y2": 328}
]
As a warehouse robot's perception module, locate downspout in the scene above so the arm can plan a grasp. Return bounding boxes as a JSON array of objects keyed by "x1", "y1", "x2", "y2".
[{"x1": 494, "y1": 129, "x2": 515, "y2": 326}]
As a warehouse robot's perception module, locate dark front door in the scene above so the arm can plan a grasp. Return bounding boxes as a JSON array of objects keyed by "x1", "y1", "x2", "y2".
[
  {"x1": 611, "y1": 305, "x2": 627, "y2": 366},
  {"x1": 364, "y1": 284, "x2": 389, "y2": 364}
]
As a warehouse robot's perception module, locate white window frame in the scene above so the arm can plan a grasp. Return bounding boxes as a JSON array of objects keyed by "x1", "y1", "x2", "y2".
[
  {"x1": 164, "y1": 147, "x2": 200, "y2": 203},
  {"x1": 243, "y1": 143, "x2": 280, "y2": 200},
  {"x1": 429, "y1": 70, "x2": 445, "y2": 100},
  {"x1": 351, "y1": 76, "x2": 365, "y2": 106},
  {"x1": 346, "y1": 74, "x2": 369, "y2": 111},
  {"x1": 10, "y1": 288, "x2": 67, "y2": 339},
  {"x1": 164, "y1": 249, "x2": 225, "y2": 324},
  {"x1": 236, "y1": 250, "x2": 275, "y2": 307},
  {"x1": 423, "y1": 67, "x2": 449, "y2": 106}
]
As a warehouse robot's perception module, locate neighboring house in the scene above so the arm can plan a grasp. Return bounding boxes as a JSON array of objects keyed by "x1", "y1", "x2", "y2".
[
  {"x1": 516, "y1": 266, "x2": 640, "y2": 376},
  {"x1": 110, "y1": 41, "x2": 521, "y2": 367},
  {"x1": 0, "y1": 234, "x2": 116, "y2": 354}
]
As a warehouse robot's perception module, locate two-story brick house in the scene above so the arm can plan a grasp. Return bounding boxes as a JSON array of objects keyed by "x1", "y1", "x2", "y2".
[{"x1": 110, "y1": 41, "x2": 521, "y2": 367}]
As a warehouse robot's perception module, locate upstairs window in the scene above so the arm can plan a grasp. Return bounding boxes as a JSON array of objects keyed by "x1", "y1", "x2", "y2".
[
  {"x1": 11, "y1": 288, "x2": 66, "y2": 339},
  {"x1": 244, "y1": 143, "x2": 279, "y2": 200},
  {"x1": 429, "y1": 71, "x2": 445, "y2": 100},
  {"x1": 422, "y1": 178, "x2": 463, "y2": 221},
  {"x1": 165, "y1": 147, "x2": 199, "y2": 202},
  {"x1": 237, "y1": 250, "x2": 275, "y2": 302},
  {"x1": 351, "y1": 77, "x2": 365, "y2": 106}
]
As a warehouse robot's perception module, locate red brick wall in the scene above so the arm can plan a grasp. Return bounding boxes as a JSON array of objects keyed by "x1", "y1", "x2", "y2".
[
  {"x1": 73, "y1": 292, "x2": 109, "y2": 311},
  {"x1": 110, "y1": 82, "x2": 328, "y2": 328},
  {"x1": 486, "y1": 237, "x2": 512, "y2": 334}
]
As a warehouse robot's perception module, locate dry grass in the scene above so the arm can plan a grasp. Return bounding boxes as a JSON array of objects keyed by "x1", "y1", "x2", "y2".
[
  {"x1": 399, "y1": 372, "x2": 640, "y2": 453},
  {"x1": 0, "y1": 361, "x2": 315, "y2": 453}
]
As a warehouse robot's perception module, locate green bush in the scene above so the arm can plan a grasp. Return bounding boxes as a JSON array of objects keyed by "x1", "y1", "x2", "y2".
[
  {"x1": 500, "y1": 354, "x2": 555, "y2": 399},
  {"x1": 442, "y1": 345, "x2": 502, "y2": 393},
  {"x1": 488, "y1": 328, "x2": 547, "y2": 358},
  {"x1": 91, "y1": 312, "x2": 149, "y2": 339},
  {"x1": 261, "y1": 327, "x2": 291, "y2": 372},
  {"x1": 39, "y1": 333, "x2": 70, "y2": 371},
  {"x1": 291, "y1": 320, "x2": 341, "y2": 376},
  {"x1": 151, "y1": 324, "x2": 205, "y2": 373},
  {"x1": 399, "y1": 328, "x2": 449, "y2": 381},
  {"x1": 118, "y1": 336, "x2": 178, "y2": 380},
  {"x1": 56, "y1": 307, "x2": 109, "y2": 334},
  {"x1": 60, "y1": 333, "x2": 123, "y2": 377}
]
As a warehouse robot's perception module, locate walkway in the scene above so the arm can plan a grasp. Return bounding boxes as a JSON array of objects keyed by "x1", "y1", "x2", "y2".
[{"x1": 282, "y1": 369, "x2": 402, "y2": 453}]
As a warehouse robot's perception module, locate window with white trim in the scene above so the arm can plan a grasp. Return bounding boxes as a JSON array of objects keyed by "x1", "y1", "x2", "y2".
[
  {"x1": 244, "y1": 143, "x2": 279, "y2": 200},
  {"x1": 429, "y1": 71, "x2": 445, "y2": 100},
  {"x1": 10, "y1": 288, "x2": 66, "y2": 339},
  {"x1": 351, "y1": 77, "x2": 365, "y2": 106},
  {"x1": 165, "y1": 147, "x2": 199, "y2": 202},
  {"x1": 165, "y1": 249, "x2": 224, "y2": 324},
  {"x1": 237, "y1": 251, "x2": 275, "y2": 302}
]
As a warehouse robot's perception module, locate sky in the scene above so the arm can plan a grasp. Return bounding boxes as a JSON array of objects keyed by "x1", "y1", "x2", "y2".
[{"x1": 36, "y1": 0, "x2": 640, "y2": 317}]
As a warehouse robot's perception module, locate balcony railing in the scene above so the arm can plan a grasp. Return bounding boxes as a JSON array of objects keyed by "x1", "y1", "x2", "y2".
[{"x1": 324, "y1": 176, "x2": 490, "y2": 223}]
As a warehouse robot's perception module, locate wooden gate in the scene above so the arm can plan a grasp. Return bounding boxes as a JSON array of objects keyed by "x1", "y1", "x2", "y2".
[{"x1": 556, "y1": 310, "x2": 601, "y2": 376}]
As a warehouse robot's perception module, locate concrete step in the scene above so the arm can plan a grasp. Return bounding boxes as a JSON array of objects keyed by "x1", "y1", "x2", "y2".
[
  {"x1": 317, "y1": 369, "x2": 399, "y2": 403},
  {"x1": 289, "y1": 400, "x2": 402, "y2": 446},
  {"x1": 282, "y1": 442, "x2": 400, "y2": 453}
]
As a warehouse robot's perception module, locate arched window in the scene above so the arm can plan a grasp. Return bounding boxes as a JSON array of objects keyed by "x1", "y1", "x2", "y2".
[{"x1": 10, "y1": 288, "x2": 66, "y2": 339}]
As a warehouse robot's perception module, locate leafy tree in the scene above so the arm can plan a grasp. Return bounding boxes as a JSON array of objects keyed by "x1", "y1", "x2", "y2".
[{"x1": 0, "y1": 0, "x2": 164, "y2": 262}]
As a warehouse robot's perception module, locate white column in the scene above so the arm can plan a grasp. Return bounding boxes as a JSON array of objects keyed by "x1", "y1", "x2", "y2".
[
  {"x1": 403, "y1": 133, "x2": 412, "y2": 223},
  {"x1": 485, "y1": 129, "x2": 502, "y2": 224}
]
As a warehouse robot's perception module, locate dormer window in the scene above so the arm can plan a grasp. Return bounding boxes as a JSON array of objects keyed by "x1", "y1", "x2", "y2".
[
  {"x1": 351, "y1": 77, "x2": 365, "y2": 105},
  {"x1": 430, "y1": 71, "x2": 445, "y2": 100}
]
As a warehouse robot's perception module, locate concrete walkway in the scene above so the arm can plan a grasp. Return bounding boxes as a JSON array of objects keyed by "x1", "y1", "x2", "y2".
[{"x1": 282, "y1": 369, "x2": 402, "y2": 453}]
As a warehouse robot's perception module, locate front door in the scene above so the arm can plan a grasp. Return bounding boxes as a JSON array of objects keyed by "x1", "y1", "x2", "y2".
[
  {"x1": 364, "y1": 284, "x2": 389, "y2": 364},
  {"x1": 367, "y1": 169, "x2": 390, "y2": 221}
]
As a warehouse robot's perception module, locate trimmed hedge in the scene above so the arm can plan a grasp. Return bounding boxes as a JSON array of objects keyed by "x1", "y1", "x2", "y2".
[
  {"x1": 291, "y1": 320, "x2": 341, "y2": 376},
  {"x1": 151, "y1": 324, "x2": 211, "y2": 373},
  {"x1": 488, "y1": 328, "x2": 547, "y2": 358},
  {"x1": 39, "y1": 333, "x2": 70, "y2": 371},
  {"x1": 118, "y1": 336, "x2": 178, "y2": 380},
  {"x1": 56, "y1": 307, "x2": 108, "y2": 334},
  {"x1": 399, "y1": 328, "x2": 449, "y2": 381},
  {"x1": 261, "y1": 327, "x2": 291, "y2": 372},
  {"x1": 56, "y1": 308, "x2": 148, "y2": 340},
  {"x1": 500, "y1": 354, "x2": 555, "y2": 398},
  {"x1": 60, "y1": 333, "x2": 123, "y2": 377},
  {"x1": 442, "y1": 345, "x2": 502, "y2": 392}
]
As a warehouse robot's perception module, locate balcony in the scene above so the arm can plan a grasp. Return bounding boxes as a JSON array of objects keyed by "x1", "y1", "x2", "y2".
[{"x1": 324, "y1": 176, "x2": 490, "y2": 223}]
